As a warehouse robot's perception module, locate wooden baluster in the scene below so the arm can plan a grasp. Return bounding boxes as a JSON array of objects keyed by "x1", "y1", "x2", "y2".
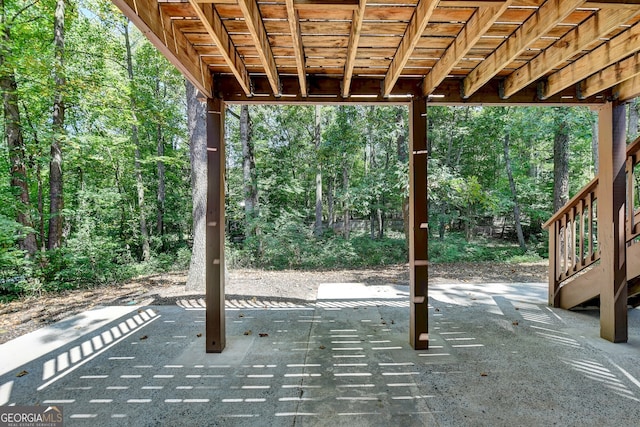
[
  {"x1": 549, "y1": 220, "x2": 560, "y2": 307},
  {"x1": 579, "y1": 199, "x2": 585, "y2": 268}
]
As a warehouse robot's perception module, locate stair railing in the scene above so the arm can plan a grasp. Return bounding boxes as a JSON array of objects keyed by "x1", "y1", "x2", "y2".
[
  {"x1": 544, "y1": 177, "x2": 600, "y2": 290},
  {"x1": 626, "y1": 136, "x2": 640, "y2": 245}
]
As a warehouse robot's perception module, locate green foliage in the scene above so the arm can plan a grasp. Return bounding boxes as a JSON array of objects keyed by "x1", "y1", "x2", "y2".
[
  {"x1": 227, "y1": 211, "x2": 407, "y2": 270},
  {"x1": 428, "y1": 232, "x2": 544, "y2": 263},
  {"x1": 0, "y1": 215, "x2": 33, "y2": 298}
]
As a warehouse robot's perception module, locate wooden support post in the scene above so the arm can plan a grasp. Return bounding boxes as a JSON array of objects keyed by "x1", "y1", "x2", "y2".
[
  {"x1": 548, "y1": 221, "x2": 560, "y2": 307},
  {"x1": 409, "y1": 97, "x2": 429, "y2": 350},
  {"x1": 598, "y1": 101, "x2": 627, "y2": 343},
  {"x1": 206, "y1": 97, "x2": 226, "y2": 353}
]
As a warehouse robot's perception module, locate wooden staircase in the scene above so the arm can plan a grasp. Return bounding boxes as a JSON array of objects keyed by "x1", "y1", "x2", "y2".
[{"x1": 544, "y1": 133, "x2": 640, "y2": 341}]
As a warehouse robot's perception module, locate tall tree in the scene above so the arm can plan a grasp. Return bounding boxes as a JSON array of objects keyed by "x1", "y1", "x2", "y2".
[
  {"x1": 553, "y1": 109, "x2": 570, "y2": 211},
  {"x1": 124, "y1": 20, "x2": 150, "y2": 261},
  {"x1": 0, "y1": 0, "x2": 37, "y2": 255},
  {"x1": 240, "y1": 104, "x2": 258, "y2": 229},
  {"x1": 185, "y1": 80, "x2": 206, "y2": 291},
  {"x1": 47, "y1": 0, "x2": 66, "y2": 250},
  {"x1": 502, "y1": 131, "x2": 527, "y2": 251},
  {"x1": 314, "y1": 105, "x2": 322, "y2": 237}
]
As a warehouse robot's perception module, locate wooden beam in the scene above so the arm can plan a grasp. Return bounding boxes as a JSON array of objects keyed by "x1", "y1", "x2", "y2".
[
  {"x1": 462, "y1": 0, "x2": 585, "y2": 99},
  {"x1": 206, "y1": 97, "x2": 226, "y2": 353},
  {"x1": 541, "y1": 20, "x2": 640, "y2": 99},
  {"x1": 238, "y1": 0, "x2": 281, "y2": 96},
  {"x1": 558, "y1": 267, "x2": 603, "y2": 309},
  {"x1": 217, "y1": 74, "x2": 609, "y2": 104},
  {"x1": 294, "y1": 0, "x2": 359, "y2": 10},
  {"x1": 597, "y1": 101, "x2": 628, "y2": 343},
  {"x1": 409, "y1": 97, "x2": 429, "y2": 350},
  {"x1": 502, "y1": 8, "x2": 631, "y2": 99},
  {"x1": 383, "y1": 0, "x2": 440, "y2": 97},
  {"x1": 586, "y1": 0, "x2": 640, "y2": 5},
  {"x1": 342, "y1": 0, "x2": 367, "y2": 98},
  {"x1": 614, "y1": 74, "x2": 640, "y2": 101},
  {"x1": 188, "y1": 1, "x2": 252, "y2": 96},
  {"x1": 286, "y1": 0, "x2": 307, "y2": 97},
  {"x1": 579, "y1": 51, "x2": 640, "y2": 99},
  {"x1": 422, "y1": 1, "x2": 512, "y2": 96},
  {"x1": 112, "y1": 0, "x2": 212, "y2": 96}
]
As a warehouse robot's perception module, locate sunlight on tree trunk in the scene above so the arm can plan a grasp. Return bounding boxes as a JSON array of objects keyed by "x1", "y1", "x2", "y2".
[
  {"x1": 48, "y1": 0, "x2": 65, "y2": 250},
  {"x1": 185, "y1": 81, "x2": 207, "y2": 291},
  {"x1": 503, "y1": 133, "x2": 527, "y2": 251},
  {"x1": 314, "y1": 105, "x2": 322, "y2": 237},
  {"x1": 0, "y1": 2, "x2": 37, "y2": 255},
  {"x1": 241, "y1": 105, "x2": 258, "y2": 235},
  {"x1": 124, "y1": 20, "x2": 150, "y2": 261}
]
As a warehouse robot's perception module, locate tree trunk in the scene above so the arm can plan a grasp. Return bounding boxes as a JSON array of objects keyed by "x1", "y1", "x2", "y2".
[
  {"x1": 157, "y1": 122, "x2": 165, "y2": 245},
  {"x1": 240, "y1": 105, "x2": 258, "y2": 232},
  {"x1": 124, "y1": 21, "x2": 150, "y2": 261},
  {"x1": 342, "y1": 163, "x2": 350, "y2": 239},
  {"x1": 185, "y1": 80, "x2": 207, "y2": 291},
  {"x1": 395, "y1": 107, "x2": 410, "y2": 243},
  {"x1": 22, "y1": 103, "x2": 45, "y2": 251},
  {"x1": 314, "y1": 105, "x2": 323, "y2": 237},
  {"x1": 327, "y1": 178, "x2": 334, "y2": 227},
  {"x1": 591, "y1": 116, "x2": 599, "y2": 176},
  {"x1": 553, "y1": 112, "x2": 570, "y2": 212},
  {"x1": 503, "y1": 133, "x2": 527, "y2": 251},
  {"x1": 0, "y1": 9, "x2": 37, "y2": 255},
  {"x1": 629, "y1": 98, "x2": 639, "y2": 142},
  {"x1": 47, "y1": 0, "x2": 65, "y2": 250}
]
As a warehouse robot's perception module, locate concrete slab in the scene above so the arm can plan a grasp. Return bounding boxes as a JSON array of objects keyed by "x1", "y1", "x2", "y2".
[{"x1": 2, "y1": 282, "x2": 640, "y2": 426}]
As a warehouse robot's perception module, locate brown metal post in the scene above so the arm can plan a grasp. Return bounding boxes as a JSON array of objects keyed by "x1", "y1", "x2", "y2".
[
  {"x1": 206, "y1": 97, "x2": 226, "y2": 353},
  {"x1": 598, "y1": 101, "x2": 627, "y2": 343},
  {"x1": 409, "y1": 97, "x2": 429, "y2": 350}
]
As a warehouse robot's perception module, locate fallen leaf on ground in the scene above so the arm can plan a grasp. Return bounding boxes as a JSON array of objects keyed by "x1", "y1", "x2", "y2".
[
  {"x1": 16, "y1": 370, "x2": 28, "y2": 377},
  {"x1": 139, "y1": 335, "x2": 148, "y2": 340}
]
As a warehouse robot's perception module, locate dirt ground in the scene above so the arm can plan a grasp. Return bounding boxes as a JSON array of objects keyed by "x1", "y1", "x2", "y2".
[{"x1": 0, "y1": 262, "x2": 547, "y2": 345}]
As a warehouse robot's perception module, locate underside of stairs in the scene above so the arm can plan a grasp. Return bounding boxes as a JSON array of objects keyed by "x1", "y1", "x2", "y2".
[{"x1": 556, "y1": 242, "x2": 640, "y2": 309}]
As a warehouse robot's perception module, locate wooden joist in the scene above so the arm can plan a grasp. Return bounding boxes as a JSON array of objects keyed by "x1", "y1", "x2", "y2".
[
  {"x1": 462, "y1": 0, "x2": 586, "y2": 99},
  {"x1": 188, "y1": 1, "x2": 251, "y2": 95},
  {"x1": 422, "y1": 1, "x2": 512, "y2": 96},
  {"x1": 342, "y1": 0, "x2": 367, "y2": 98},
  {"x1": 541, "y1": 20, "x2": 640, "y2": 99},
  {"x1": 113, "y1": 0, "x2": 212, "y2": 96},
  {"x1": 238, "y1": 0, "x2": 281, "y2": 96},
  {"x1": 579, "y1": 51, "x2": 640, "y2": 99},
  {"x1": 383, "y1": 0, "x2": 439, "y2": 97},
  {"x1": 614, "y1": 74, "x2": 640, "y2": 101},
  {"x1": 286, "y1": 0, "x2": 307, "y2": 97},
  {"x1": 501, "y1": 8, "x2": 632, "y2": 99}
]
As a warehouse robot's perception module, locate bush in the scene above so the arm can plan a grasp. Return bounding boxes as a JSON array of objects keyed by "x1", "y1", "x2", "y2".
[
  {"x1": 428, "y1": 232, "x2": 535, "y2": 263},
  {"x1": 0, "y1": 215, "x2": 33, "y2": 299},
  {"x1": 227, "y1": 212, "x2": 408, "y2": 269}
]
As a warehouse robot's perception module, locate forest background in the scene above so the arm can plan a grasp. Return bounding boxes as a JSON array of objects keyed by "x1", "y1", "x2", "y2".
[{"x1": 1, "y1": 0, "x2": 639, "y2": 300}]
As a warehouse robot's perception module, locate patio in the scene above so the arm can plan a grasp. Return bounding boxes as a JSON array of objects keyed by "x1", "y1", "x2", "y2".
[{"x1": 2, "y1": 280, "x2": 640, "y2": 426}]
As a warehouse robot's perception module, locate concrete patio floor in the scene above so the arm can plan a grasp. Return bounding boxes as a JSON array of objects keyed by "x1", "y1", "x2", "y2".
[{"x1": 2, "y1": 280, "x2": 640, "y2": 426}]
